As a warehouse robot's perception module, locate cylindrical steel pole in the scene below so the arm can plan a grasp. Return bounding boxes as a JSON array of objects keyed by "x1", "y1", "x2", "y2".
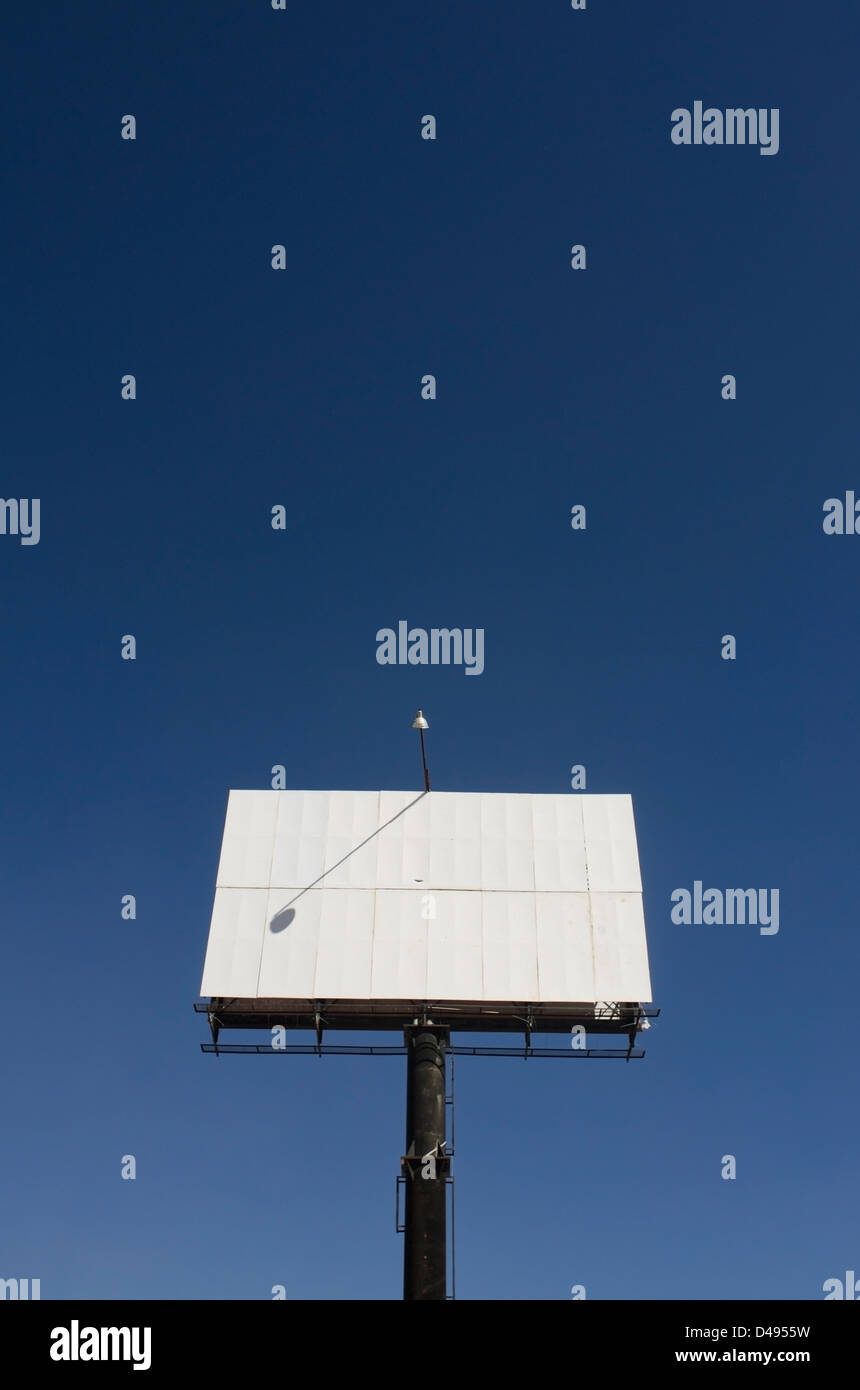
[{"x1": 403, "y1": 1026, "x2": 448, "y2": 1299}]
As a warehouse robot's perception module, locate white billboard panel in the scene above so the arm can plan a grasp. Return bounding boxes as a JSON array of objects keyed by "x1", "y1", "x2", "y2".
[{"x1": 201, "y1": 789, "x2": 651, "y2": 1004}]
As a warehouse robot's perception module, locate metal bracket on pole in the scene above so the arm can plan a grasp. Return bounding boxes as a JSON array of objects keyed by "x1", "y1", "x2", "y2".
[
  {"x1": 395, "y1": 1175, "x2": 406, "y2": 1233},
  {"x1": 400, "y1": 1142, "x2": 451, "y2": 1183}
]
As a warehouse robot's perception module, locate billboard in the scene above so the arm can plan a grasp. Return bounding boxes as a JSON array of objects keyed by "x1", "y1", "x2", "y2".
[{"x1": 200, "y1": 789, "x2": 651, "y2": 1009}]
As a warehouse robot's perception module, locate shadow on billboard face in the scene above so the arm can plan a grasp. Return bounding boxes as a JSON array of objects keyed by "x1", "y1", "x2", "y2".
[{"x1": 269, "y1": 907, "x2": 296, "y2": 933}]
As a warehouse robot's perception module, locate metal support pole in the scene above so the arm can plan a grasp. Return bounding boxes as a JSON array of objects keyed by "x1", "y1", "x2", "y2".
[
  {"x1": 419, "y1": 727, "x2": 430, "y2": 791},
  {"x1": 403, "y1": 1026, "x2": 449, "y2": 1299}
]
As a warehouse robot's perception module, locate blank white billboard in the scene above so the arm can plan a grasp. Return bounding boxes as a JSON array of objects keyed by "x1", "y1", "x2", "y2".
[{"x1": 200, "y1": 790, "x2": 651, "y2": 1004}]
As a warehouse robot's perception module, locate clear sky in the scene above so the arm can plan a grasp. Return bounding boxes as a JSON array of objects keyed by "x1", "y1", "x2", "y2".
[{"x1": 3, "y1": 0, "x2": 859, "y2": 1301}]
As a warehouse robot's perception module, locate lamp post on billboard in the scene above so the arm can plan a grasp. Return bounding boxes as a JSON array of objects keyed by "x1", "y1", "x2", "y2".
[{"x1": 412, "y1": 709, "x2": 431, "y2": 792}]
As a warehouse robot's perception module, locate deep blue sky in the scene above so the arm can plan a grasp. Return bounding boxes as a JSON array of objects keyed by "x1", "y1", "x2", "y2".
[{"x1": 3, "y1": 1, "x2": 859, "y2": 1300}]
